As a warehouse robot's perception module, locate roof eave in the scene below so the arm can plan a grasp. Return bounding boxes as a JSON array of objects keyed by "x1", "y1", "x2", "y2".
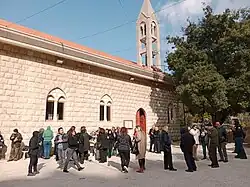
[{"x1": 0, "y1": 26, "x2": 171, "y2": 84}]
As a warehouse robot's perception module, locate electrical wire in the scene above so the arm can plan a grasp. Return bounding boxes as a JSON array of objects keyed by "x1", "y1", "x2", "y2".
[
  {"x1": 8, "y1": 0, "x2": 68, "y2": 25},
  {"x1": 118, "y1": 0, "x2": 128, "y2": 17},
  {"x1": 76, "y1": 0, "x2": 187, "y2": 40}
]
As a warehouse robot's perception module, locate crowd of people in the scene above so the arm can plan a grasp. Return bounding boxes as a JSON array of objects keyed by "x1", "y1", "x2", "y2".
[
  {"x1": 148, "y1": 118, "x2": 248, "y2": 172},
  {"x1": 0, "y1": 118, "x2": 248, "y2": 177}
]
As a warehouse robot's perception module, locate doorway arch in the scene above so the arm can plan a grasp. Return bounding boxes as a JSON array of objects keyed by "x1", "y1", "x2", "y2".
[{"x1": 136, "y1": 108, "x2": 146, "y2": 132}]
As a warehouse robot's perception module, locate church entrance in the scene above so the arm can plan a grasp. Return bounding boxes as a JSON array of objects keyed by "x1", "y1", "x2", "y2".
[{"x1": 136, "y1": 108, "x2": 146, "y2": 133}]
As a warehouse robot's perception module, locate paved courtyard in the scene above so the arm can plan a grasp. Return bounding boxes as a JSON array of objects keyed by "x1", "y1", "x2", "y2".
[{"x1": 0, "y1": 144, "x2": 249, "y2": 187}]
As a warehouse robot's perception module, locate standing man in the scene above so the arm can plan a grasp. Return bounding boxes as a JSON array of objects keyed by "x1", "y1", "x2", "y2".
[
  {"x1": 148, "y1": 126, "x2": 155, "y2": 152},
  {"x1": 63, "y1": 129, "x2": 84, "y2": 173},
  {"x1": 27, "y1": 131, "x2": 40, "y2": 176},
  {"x1": 160, "y1": 126, "x2": 177, "y2": 171},
  {"x1": 207, "y1": 122, "x2": 219, "y2": 168},
  {"x1": 8, "y1": 129, "x2": 23, "y2": 161},
  {"x1": 54, "y1": 127, "x2": 68, "y2": 169},
  {"x1": 180, "y1": 127, "x2": 197, "y2": 172},
  {"x1": 215, "y1": 122, "x2": 228, "y2": 163},
  {"x1": 78, "y1": 126, "x2": 92, "y2": 164}
]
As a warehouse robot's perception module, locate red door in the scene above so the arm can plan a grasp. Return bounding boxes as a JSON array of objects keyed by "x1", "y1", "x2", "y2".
[{"x1": 136, "y1": 109, "x2": 146, "y2": 133}]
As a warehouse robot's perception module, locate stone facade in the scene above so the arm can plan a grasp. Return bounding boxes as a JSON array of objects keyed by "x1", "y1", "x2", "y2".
[{"x1": 0, "y1": 42, "x2": 180, "y2": 145}]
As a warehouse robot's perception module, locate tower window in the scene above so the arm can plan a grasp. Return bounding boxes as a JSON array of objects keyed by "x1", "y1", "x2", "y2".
[{"x1": 140, "y1": 26, "x2": 144, "y2": 37}]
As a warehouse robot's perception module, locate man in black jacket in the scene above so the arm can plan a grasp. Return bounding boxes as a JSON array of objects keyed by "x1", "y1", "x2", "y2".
[
  {"x1": 63, "y1": 130, "x2": 84, "y2": 173},
  {"x1": 28, "y1": 131, "x2": 40, "y2": 176},
  {"x1": 180, "y1": 127, "x2": 197, "y2": 172},
  {"x1": 160, "y1": 126, "x2": 177, "y2": 171},
  {"x1": 215, "y1": 122, "x2": 228, "y2": 162}
]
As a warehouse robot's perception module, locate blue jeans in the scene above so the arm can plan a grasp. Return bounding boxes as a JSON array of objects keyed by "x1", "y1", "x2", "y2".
[{"x1": 43, "y1": 141, "x2": 51, "y2": 159}]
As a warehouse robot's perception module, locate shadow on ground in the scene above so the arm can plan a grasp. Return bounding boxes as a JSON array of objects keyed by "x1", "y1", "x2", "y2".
[{"x1": 1, "y1": 151, "x2": 250, "y2": 187}]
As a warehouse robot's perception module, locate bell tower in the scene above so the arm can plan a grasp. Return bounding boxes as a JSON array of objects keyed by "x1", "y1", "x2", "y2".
[{"x1": 136, "y1": 0, "x2": 161, "y2": 68}]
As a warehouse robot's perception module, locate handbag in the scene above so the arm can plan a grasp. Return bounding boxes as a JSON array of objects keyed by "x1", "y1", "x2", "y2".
[{"x1": 131, "y1": 141, "x2": 139, "y2": 155}]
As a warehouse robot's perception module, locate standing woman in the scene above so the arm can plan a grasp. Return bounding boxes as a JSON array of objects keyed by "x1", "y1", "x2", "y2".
[
  {"x1": 27, "y1": 131, "x2": 40, "y2": 176},
  {"x1": 116, "y1": 127, "x2": 132, "y2": 173},
  {"x1": 38, "y1": 128, "x2": 44, "y2": 158},
  {"x1": 233, "y1": 120, "x2": 247, "y2": 159},
  {"x1": 107, "y1": 129, "x2": 115, "y2": 158},
  {"x1": 97, "y1": 128, "x2": 109, "y2": 163},
  {"x1": 134, "y1": 126, "x2": 146, "y2": 173},
  {"x1": 200, "y1": 125, "x2": 208, "y2": 160},
  {"x1": 42, "y1": 126, "x2": 54, "y2": 159}
]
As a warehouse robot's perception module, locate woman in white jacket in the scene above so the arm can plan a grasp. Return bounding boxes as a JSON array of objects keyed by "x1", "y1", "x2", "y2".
[{"x1": 189, "y1": 125, "x2": 200, "y2": 161}]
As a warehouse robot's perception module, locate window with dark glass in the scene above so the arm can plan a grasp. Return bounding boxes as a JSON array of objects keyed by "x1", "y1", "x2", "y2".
[
  {"x1": 57, "y1": 102, "x2": 64, "y2": 120},
  {"x1": 45, "y1": 101, "x2": 54, "y2": 120},
  {"x1": 106, "y1": 106, "x2": 111, "y2": 121},
  {"x1": 100, "y1": 105, "x2": 104, "y2": 121},
  {"x1": 167, "y1": 108, "x2": 170, "y2": 124},
  {"x1": 171, "y1": 107, "x2": 174, "y2": 120}
]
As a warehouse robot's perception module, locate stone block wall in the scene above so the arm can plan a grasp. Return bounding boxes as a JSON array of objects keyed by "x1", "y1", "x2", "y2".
[{"x1": 0, "y1": 42, "x2": 180, "y2": 146}]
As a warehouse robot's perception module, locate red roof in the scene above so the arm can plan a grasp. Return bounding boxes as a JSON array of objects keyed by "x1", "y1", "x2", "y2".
[{"x1": 0, "y1": 19, "x2": 149, "y2": 70}]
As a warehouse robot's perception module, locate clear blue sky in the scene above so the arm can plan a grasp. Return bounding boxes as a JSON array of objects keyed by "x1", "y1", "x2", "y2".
[
  {"x1": 0, "y1": 0, "x2": 165, "y2": 62},
  {"x1": 0, "y1": 0, "x2": 248, "y2": 67}
]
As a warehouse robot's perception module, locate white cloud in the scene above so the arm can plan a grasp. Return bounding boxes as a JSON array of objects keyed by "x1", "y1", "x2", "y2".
[
  {"x1": 157, "y1": 0, "x2": 250, "y2": 71},
  {"x1": 158, "y1": 0, "x2": 212, "y2": 27},
  {"x1": 158, "y1": 0, "x2": 250, "y2": 31}
]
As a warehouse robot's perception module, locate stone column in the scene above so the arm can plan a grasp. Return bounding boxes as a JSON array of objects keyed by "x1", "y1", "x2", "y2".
[{"x1": 53, "y1": 101, "x2": 58, "y2": 121}]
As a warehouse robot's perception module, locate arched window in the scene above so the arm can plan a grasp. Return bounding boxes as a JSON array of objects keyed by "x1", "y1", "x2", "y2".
[
  {"x1": 140, "y1": 22, "x2": 146, "y2": 37},
  {"x1": 57, "y1": 97, "x2": 65, "y2": 120},
  {"x1": 140, "y1": 26, "x2": 144, "y2": 37},
  {"x1": 167, "y1": 103, "x2": 174, "y2": 124},
  {"x1": 46, "y1": 96, "x2": 54, "y2": 120},
  {"x1": 151, "y1": 21, "x2": 156, "y2": 36},
  {"x1": 100, "y1": 100, "x2": 105, "y2": 121},
  {"x1": 99, "y1": 95, "x2": 112, "y2": 122},
  {"x1": 45, "y1": 88, "x2": 66, "y2": 121}
]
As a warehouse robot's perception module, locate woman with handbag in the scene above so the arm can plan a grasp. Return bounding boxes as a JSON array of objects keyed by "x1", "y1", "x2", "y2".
[{"x1": 133, "y1": 126, "x2": 146, "y2": 173}]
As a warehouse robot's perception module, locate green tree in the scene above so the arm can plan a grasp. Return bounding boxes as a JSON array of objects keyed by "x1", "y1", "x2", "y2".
[{"x1": 167, "y1": 6, "x2": 250, "y2": 123}]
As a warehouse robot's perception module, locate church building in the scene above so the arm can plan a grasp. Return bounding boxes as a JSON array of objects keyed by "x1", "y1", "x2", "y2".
[{"x1": 0, "y1": 0, "x2": 181, "y2": 144}]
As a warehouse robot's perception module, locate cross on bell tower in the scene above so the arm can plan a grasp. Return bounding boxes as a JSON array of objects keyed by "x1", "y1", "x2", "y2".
[{"x1": 136, "y1": 0, "x2": 161, "y2": 68}]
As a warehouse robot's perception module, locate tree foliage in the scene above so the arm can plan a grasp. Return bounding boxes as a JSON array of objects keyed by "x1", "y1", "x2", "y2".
[{"x1": 167, "y1": 6, "x2": 250, "y2": 122}]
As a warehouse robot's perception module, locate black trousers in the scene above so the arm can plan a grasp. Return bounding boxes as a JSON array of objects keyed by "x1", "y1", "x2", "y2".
[
  {"x1": 119, "y1": 150, "x2": 130, "y2": 169},
  {"x1": 28, "y1": 155, "x2": 38, "y2": 173},
  {"x1": 184, "y1": 151, "x2": 196, "y2": 171},
  {"x1": 99, "y1": 149, "x2": 108, "y2": 162},
  {"x1": 154, "y1": 140, "x2": 161, "y2": 153},
  {"x1": 164, "y1": 151, "x2": 174, "y2": 169},
  {"x1": 149, "y1": 138, "x2": 154, "y2": 152},
  {"x1": 138, "y1": 158, "x2": 146, "y2": 169},
  {"x1": 209, "y1": 145, "x2": 219, "y2": 166}
]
